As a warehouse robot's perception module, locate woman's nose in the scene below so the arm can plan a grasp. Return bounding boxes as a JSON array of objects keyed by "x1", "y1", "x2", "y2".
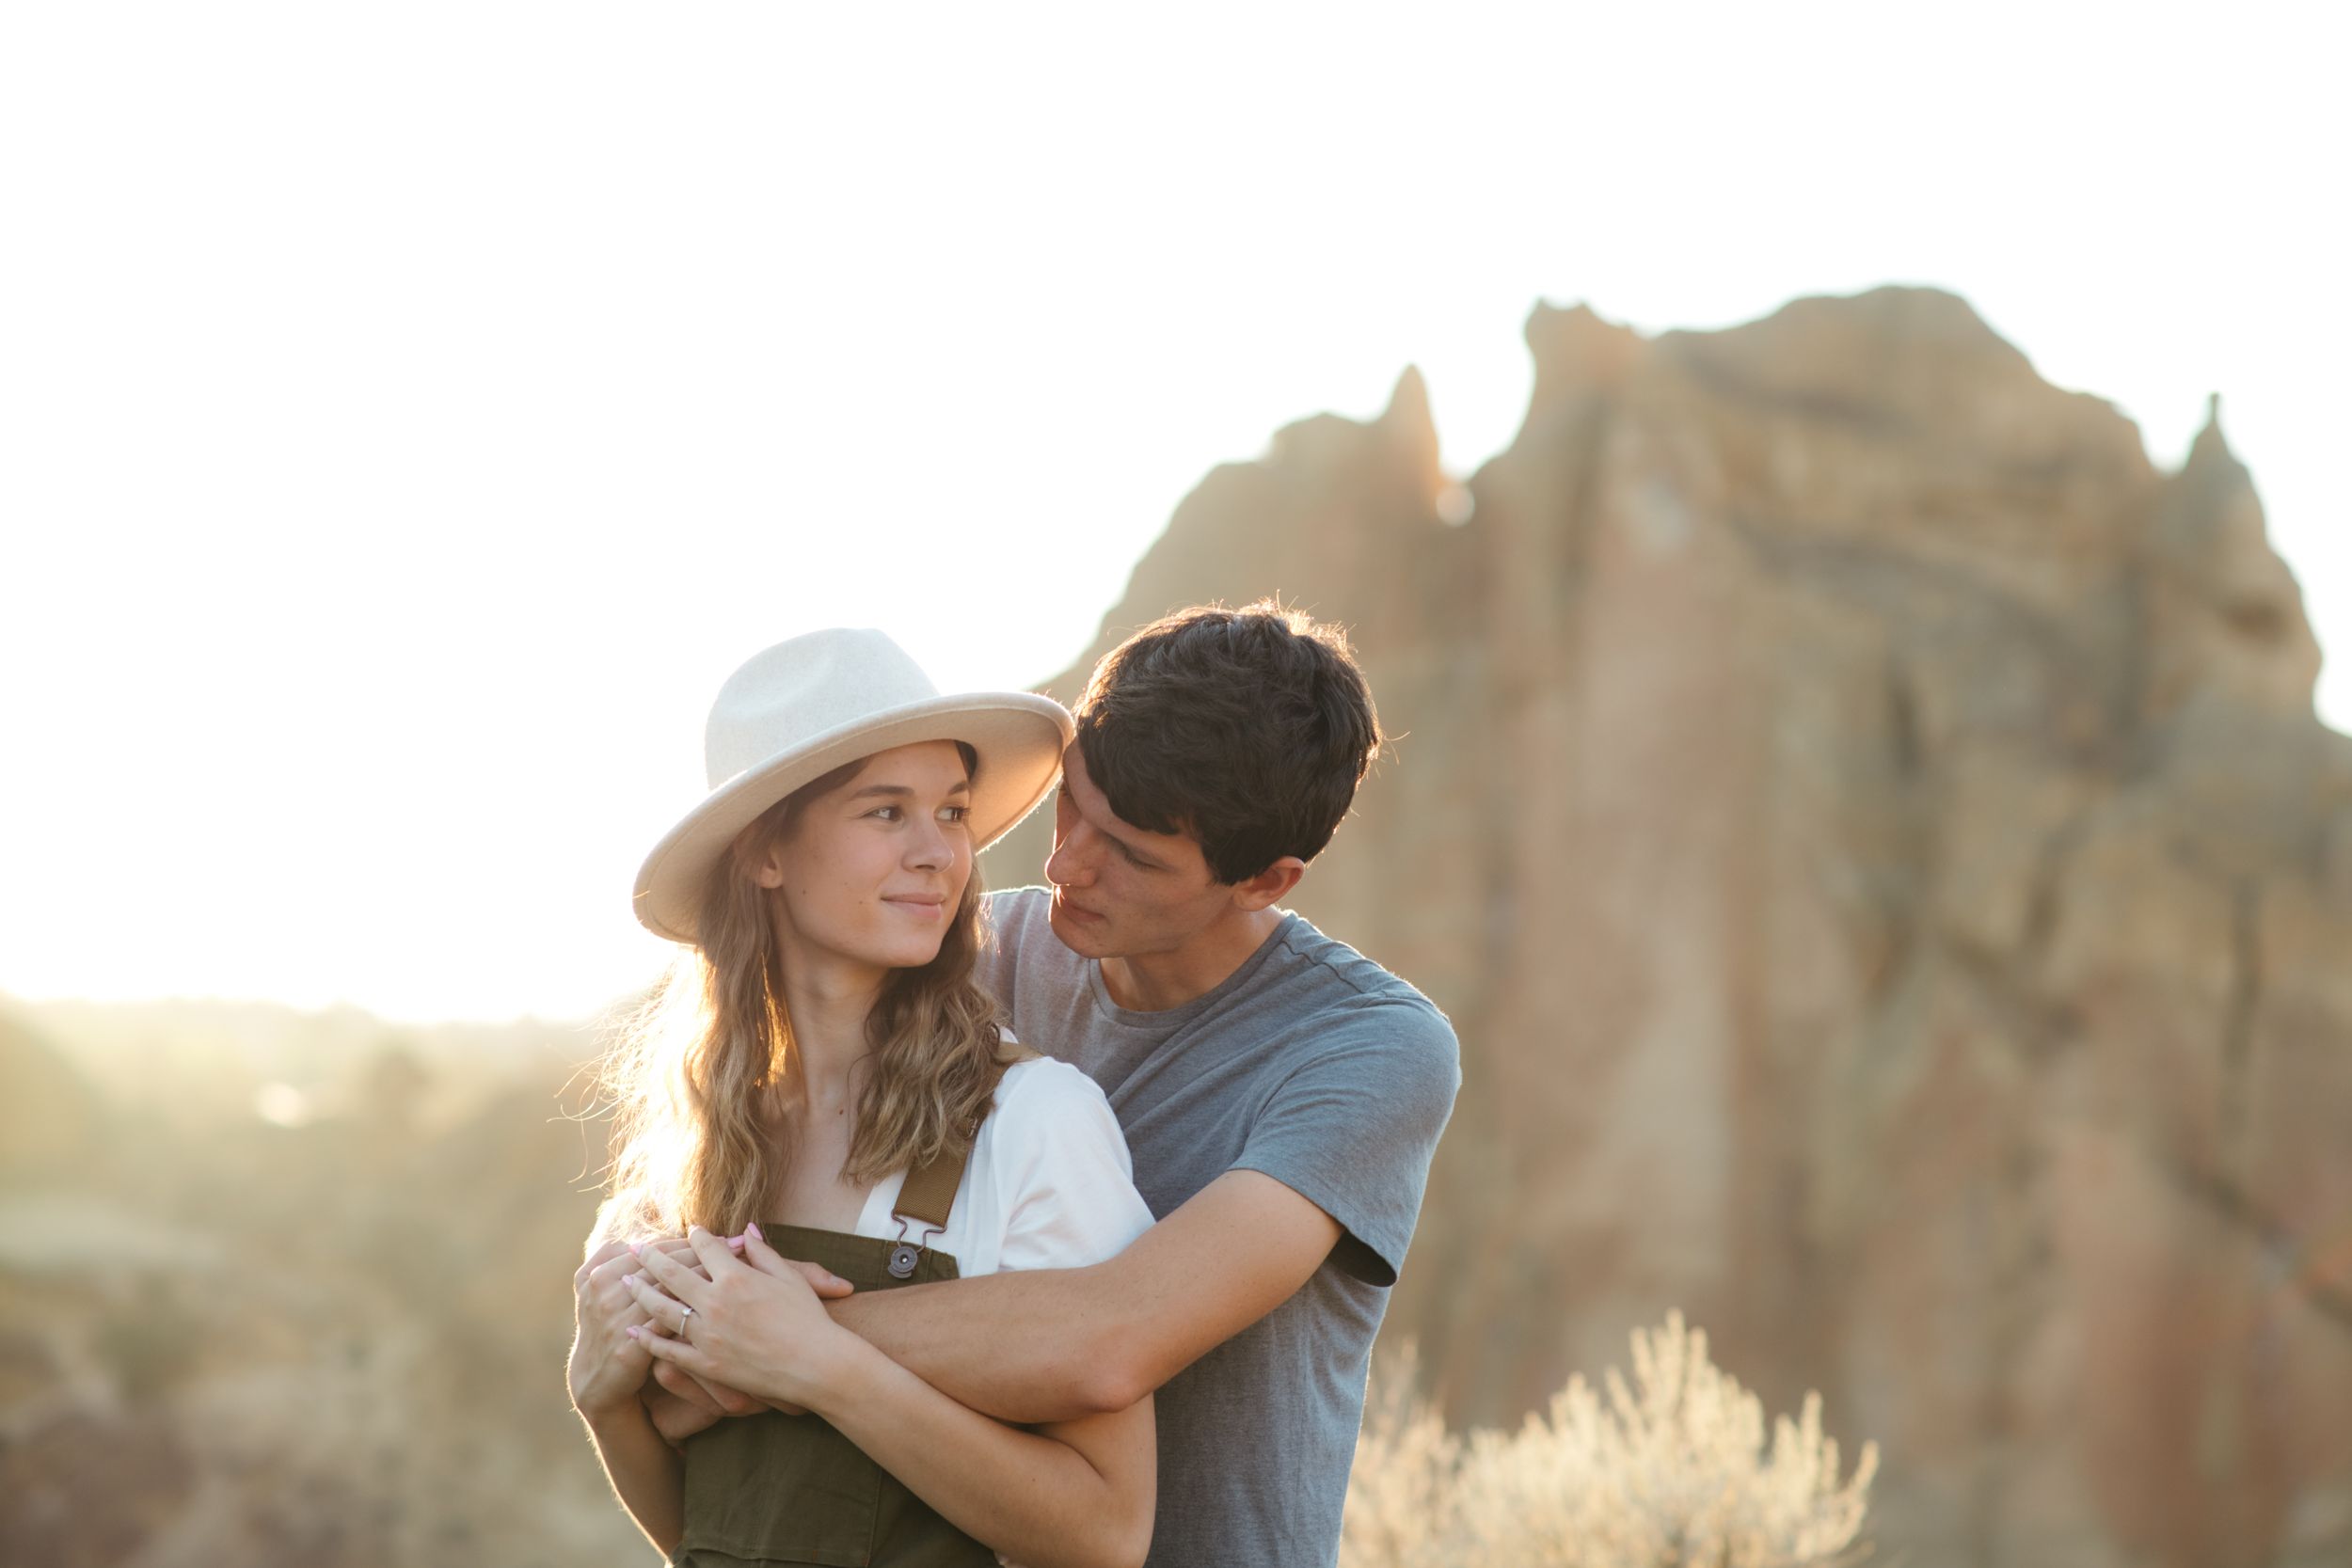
[{"x1": 908, "y1": 822, "x2": 958, "y2": 871}]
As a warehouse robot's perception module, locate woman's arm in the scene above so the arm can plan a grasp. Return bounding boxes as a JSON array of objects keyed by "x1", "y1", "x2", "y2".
[
  {"x1": 577, "y1": 1401, "x2": 688, "y2": 1560},
  {"x1": 569, "y1": 1238, "x2": 686, "y2": 1557},
  {"x1": 629, "y1": 1228, "x2": 1153, "y2": 1568},
  {"x1": 821, "y1": 1338, "x2": 1154, "y2": 1568}
]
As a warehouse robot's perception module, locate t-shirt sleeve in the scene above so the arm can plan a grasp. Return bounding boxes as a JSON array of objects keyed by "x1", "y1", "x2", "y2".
[
  {"x1": 988, "y1": 1059, "x2": 1156, "y2": 1273},
  {"x1": 1229, "y1": 1000, "x2": 1462, "y2": 1288}
]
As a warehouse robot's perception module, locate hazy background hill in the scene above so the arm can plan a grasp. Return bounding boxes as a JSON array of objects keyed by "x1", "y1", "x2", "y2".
[
  {"x1": 7, "y1": 289, "x2": 2349, "y2": 1568},
  {"x1": 0, "y1": 999, "x2": 624, "y2": 1566}
]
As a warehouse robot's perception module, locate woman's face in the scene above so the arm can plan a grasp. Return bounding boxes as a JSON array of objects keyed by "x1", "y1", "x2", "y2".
[{"x1": 752, "y1": 740, "x2": 976, "y2": 976}]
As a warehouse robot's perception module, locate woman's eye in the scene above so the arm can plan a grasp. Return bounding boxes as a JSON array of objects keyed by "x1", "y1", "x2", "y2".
[
  {"x1": 941, "y1": 805, "x2": 970, "y2": 823},
  {"x1": 869, "y1": 805, "x2": 901, "y2": 822}
]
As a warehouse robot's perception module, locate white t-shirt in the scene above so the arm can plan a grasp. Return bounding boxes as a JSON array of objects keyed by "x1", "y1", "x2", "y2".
[{"x1": 848, "y1": 1053, "x2": 1154, "y2": 1278}]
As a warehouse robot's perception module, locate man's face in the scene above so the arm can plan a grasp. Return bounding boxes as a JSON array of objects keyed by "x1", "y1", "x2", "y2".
[{"x1": 1042, "y1": 742, "x2": 1236, "y2": 962}]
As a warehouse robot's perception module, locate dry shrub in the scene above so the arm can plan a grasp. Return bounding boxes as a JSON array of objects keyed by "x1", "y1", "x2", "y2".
[{"x1": 1343, "y1": 1312, "x2": 1879, "y2": 1568}]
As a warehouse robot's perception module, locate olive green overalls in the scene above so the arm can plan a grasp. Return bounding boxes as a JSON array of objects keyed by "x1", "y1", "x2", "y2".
[{"x1": 672, "y1": 1137, "x2": 998, "y2": 1568}]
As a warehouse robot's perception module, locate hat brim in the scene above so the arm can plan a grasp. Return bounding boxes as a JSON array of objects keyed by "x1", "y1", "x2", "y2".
[{"x1": 632, "y1": 691, "x2": 1073, "y2": 943}]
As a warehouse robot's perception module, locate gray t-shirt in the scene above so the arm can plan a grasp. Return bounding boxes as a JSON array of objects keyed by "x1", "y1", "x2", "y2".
[{"x1": 977, "y1": 887, "x2": 1461, "y2": 1568}]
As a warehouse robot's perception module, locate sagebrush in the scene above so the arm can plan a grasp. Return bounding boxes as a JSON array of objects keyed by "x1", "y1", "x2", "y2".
[{"x1": 1343, "y1": 1312, "x2": 1879, "y2": 1568}]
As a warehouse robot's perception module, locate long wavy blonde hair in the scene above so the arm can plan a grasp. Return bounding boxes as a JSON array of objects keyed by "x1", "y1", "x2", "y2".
[{"x1": 592, "y1": 745, "x2": 1010, "y2": 1245}]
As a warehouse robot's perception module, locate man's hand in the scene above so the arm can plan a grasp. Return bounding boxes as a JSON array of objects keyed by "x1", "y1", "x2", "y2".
[
  {"x1": 646, "y1": 1360, "x2": 784, "y2": 1439},
  {"x1": 567, "y1": 1239, "x2": 658, "y2": 1421},
  {"x1": 643, "y1": 1370, "x2": 738, "y2": 1444}
]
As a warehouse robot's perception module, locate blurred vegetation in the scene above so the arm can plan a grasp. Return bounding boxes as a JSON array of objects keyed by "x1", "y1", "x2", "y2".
[
  {"x1": 1343, "y1": 1316, "x2": 1877, "y2": 1568},
  {"x1": 0, "y1": 995, "x2": 641, "y2": 1567}
]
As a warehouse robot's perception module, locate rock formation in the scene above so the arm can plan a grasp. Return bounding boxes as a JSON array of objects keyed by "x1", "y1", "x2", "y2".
[{"x1": 982, "y1": 287, "x2": 2352, "y2": 1567}]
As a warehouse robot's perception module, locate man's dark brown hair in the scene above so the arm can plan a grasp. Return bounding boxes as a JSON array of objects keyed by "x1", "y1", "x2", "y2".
[{"x1": 1073, "y1": 600, "x2": 1383, "y2": 884}]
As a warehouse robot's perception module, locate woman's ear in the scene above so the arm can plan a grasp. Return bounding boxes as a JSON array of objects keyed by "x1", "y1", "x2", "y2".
[{"x1": 733, "y1": 821, "x2": 789, "y2": 890}]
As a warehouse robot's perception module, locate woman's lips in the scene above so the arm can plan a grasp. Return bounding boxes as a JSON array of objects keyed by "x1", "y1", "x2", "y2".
[{"x1": 883, "y1": 895, "x2": 947, "y2": 918}]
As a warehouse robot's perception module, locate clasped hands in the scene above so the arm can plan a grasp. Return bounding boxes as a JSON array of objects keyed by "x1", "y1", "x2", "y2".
[{"x1": 573, "y1": 1223, "x2": 857, "y2": 1444}]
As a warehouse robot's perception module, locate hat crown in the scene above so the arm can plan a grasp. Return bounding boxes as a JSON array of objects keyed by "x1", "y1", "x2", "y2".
[{"x1": 705, "y1": 627, "x2": 942, "y2": 790}]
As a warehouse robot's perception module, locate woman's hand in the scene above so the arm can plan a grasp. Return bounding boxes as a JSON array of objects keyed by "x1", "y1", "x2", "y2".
[
  {"x1": 630, "y1": 1232, "x2": 857, "y2": 1434},
  {"x1": 626, "y1": 1225, "x2": 864, "y2": 1412},
  {"x1": 628, "y1": 1236, "x2": 771, "y2": 1435},
  {"x1": 567, "y1": 1238, "x2": 657, "y2": 1420}
]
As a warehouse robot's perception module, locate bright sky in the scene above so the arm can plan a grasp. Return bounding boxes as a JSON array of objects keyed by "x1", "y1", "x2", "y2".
[{"x1": 4, "y1": 3, "x2": 2344, "y2": 1022}]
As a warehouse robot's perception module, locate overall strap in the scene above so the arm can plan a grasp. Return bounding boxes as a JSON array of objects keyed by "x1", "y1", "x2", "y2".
[
  {"x1": 884, "y1": 1063, "x2": 1007, "y2": 1276},
  {"x1": 892, "y1": 1142, "x2": 971, "y2": 1231}
]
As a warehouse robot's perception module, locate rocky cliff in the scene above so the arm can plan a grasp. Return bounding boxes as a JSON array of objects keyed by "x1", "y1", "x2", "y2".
[{"x1": 983, "y1": 287, "x2": 2352, "y2": 1567}]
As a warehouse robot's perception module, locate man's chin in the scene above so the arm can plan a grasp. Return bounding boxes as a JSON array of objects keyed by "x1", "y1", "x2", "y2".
[{"x1": 1046, "y1": 902, "x2": 1110, "y2": 956}]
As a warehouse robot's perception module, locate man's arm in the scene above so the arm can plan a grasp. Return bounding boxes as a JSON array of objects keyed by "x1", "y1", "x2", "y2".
[{"x1": 829, "y1": 1167, "x2": 1343, "y2": 1426}]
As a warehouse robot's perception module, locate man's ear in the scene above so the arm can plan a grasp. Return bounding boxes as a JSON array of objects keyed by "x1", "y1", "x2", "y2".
[{"x1": 1229, "y1": 856, "x2": 1307, "y2": 913}]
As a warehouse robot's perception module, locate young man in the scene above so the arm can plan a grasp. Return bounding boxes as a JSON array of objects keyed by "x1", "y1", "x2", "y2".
[{"x1": 657, "y1": 603, "x2": 1461, "y2": 1567}]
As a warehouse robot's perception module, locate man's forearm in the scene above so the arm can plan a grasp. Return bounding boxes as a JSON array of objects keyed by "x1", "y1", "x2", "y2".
[
  {"x1": 823, "y1": 1170, "x2": 1339, "y2": 1422},
  {"x1": 829, "y1": 1265, "x2": 1134, "y2": 1426}
]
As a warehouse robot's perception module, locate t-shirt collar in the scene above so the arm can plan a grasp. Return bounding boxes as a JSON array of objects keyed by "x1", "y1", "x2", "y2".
[{"x1": 1083, "y1": 911, "x2": 1300, "y2": 1033}]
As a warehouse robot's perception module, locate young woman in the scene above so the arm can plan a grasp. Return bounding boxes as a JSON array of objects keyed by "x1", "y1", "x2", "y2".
[{"x1": 565, "y1": 627, "x2": 1156, "y2": 1568}]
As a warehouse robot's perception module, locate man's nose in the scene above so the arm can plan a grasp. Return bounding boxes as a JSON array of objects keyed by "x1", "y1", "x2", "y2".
[{"x1": 1045, "y1": 828, "x2": 1095, "y2": 888}]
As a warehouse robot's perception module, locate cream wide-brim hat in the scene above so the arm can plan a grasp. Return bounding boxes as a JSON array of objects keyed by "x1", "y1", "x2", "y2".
[{"x1": 632, "y1": 627, "x2": 1073, "y2": 943}]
